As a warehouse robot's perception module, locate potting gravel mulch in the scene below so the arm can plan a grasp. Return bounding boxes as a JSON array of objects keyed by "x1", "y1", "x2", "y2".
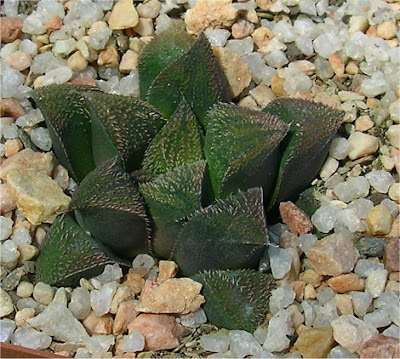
[{"x1": 1, "y1": 0, "x2": 399, "y2": 358}]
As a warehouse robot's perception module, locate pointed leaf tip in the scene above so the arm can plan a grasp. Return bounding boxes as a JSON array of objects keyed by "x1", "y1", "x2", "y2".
[{"x1": 193, "y1": 269, "x2": 276, "y2": 332}]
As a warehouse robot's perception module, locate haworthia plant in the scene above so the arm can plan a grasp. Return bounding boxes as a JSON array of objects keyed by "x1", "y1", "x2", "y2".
[{"x1": 31, "y1": 29, "x2": 343, "y2": 331}]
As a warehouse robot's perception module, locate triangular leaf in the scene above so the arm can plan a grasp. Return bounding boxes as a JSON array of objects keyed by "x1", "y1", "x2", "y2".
[
  {"x1": 139, "y1": 161, "x2": 206, "y2": 259},
  {"x1": 193, "y1": 269, "x2": 276, "y2": 332},
  {"x1": 69, "y1": 157, "x2": 150, "y2": 259},
  {"x1": 262, "y1": 98, "x2": 343, "y2": 210},
  {"x1": 30, "y1": 85, "x2": 98, "y2": 183},
  {"x1": 36, "y1": 214, "x2": 130, "y2": 287},
  {"x1": 138, "y1": 28, "x2": 195, "y2": 99},
  {"x1": 147, "y1": 33, "x2": 230, "y2": 126},
  {"x1": 83, "y1": 92, "x2": 166, "y2": 172},
  {"x1": 175, "y1": 188, "x2": 268, "y2": 276},
  {"x1": 204, "y1": 103, "x2": 288, "y2": 199},
  {"x1": 142, "y1": 98, "x2": 204, "y2": 175}
]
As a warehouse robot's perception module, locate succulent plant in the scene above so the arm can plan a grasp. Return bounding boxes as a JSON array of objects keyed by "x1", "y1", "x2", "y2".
[{"x1": 31, "y1": 28, "x2": 343, "y2": 332}]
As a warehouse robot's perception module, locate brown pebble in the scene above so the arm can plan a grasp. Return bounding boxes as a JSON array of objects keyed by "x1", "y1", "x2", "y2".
[
  {"x1": 1, "y1": 98, "x2": 26, "y2": 119},
  {"x1": 299, "y1": 268, "x2": 324, "y2": 288},
  {"x1": 122, "y1": 272, "x2": 145, "y2": 294},
  {"x1": 113, "y1": 299, "x2": 138, "y2": 335},
  {"x1": 0, "y1": 17, "x2": 23, "y2": 43},
  {"x1": 67, "y1": 77, "x2": 97, "y2": 86},
  {"x1": 128, "y1": 313, "x2": 184, "y2": 351},
  {"x1": 279, "y1": 201, "x2": 313, "y2": 235},
  {"x1": 44, "y1": 15, "x2": 63, "y2": 31},
  {"x1": 82, "y1": 310, "x2": 113, "y2": 335},
  {"x1": 294, "y1": 327, "x2": 335, "y2": 358},
  {"x1": 98, "y1": 45, "x2": 120, "y2": 67},
  {"x1": 328, "y1": 53, "x2": 345, "y2": 78},
  {"x1": 384, "y1": 238, "x2": 400, "y2": 273},
  {"x1": 291, "y1": 280, "x2": 306, "y2": 302},
  {"x1": 4, "y1": 139, "x2": 23, "y2": 158},
  {"x1": 0, "y1": 183, "x2": 16, "y2": 214},
  {"x1": 360, "y1": 334, "x2": 400, "y2": 358},
  {"x1": 328, "y1": 273, "x2": 365, "y2": 293},
  {"x1": 389, "y1": 272, "x2": 400, "y2": 282}
]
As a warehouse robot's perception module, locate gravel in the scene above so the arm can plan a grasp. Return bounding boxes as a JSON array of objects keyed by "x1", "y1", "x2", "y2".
[{"x1": 1, "y1": 0, "x2": 399, "y2": 357}]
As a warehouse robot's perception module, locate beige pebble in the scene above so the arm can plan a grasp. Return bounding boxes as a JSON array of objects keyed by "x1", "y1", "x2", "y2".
[
  {"x1": 67, "y1": 51, "x2": 88, "y2": 72},
  {"x1": 1, "y1": 98, "x2": 26, "y2": 119},
  {"x1": 304, "y1": 283, "x2": 317, "y2": 300},
  {"x1": 53, "y1": 287, "x2": 68, "y2": 306},
  {"x1": 386, "y1": 125, "x2": 400, "y2": 149},
  {"x1": 4, "y1": 50, "x2": 32, "y2": 71},
  {"x1": 245, "y1": 9, "x2": 259, "y2": 24},
  {"x1": 327, "y1": 273, "x2": 365, "y2": 293},
  {"x1": 4, "y1": 138, "x2": 23, "y2": 158},
  {"x1": 348, "y1": 131, "x2": 379, "y2": 160},
  {"x1": 305, "y1": 233, "x2": 359, "y2": 277},
  {"x1": 238, "y1": 96, "x2": 258, "y2": 109},
  {"x1": 98, "y1": 45, "x2": 120, "y2": 67},
  {"x1": 366, "y1": 25, "x2": 378, "y2": 37},
  {"x1": 119, "y1": 50, "x2": 139, "y2": 74},
  {"x1": 290, "y1": 60, "x2": 315, "y2": 76},
  {"x1": 82, "y1": 310, "x2": 114, "y2": 335},
  {"x1": 271, "y1": 73, "x2": 286, "y2": 97},
  {"x1": 335, "y1": 294, "x2": 354, "y2": 315},
  {"x1": 249, "y1": 84, "x2": 276, "y2": 108},
  {"x1": 16, "y1": 280, "x2": 34, "y2": 298},
  {"x1": 113, "y1": 299, "x2": 138, "y2": 335},
  {"x1": 213, "y1": 47, "x2": 251, "y2": 98},
  {"x1": 0, "y1": 183, "x2": 16, "y2": 214},
  {"x1": 52, "y1": 164, "x2": 69, "y2": 191},
  {"x1": 346, "y1": 61, "x2": 359, "y2": 75},
  {"x1": 135, "y1": 278, "x2": 205, "y2": 314},
  {"x1": 348, "y1": 15, "x2": 369, "y2": 33},
  {"x1": 252, "y1": 27, "x2": 274, "y2": 48},
  {"x1": 87, "y1": 21, "x2": 108, "y2": 35},
  {"x1": 388, "y1": 183, "x2": 400, "y2": 203},
  {"x1": 389, "y1": 272, "x2": 400, "y2": 282},
  {"x1": 136, "y1": 0, "x2": 161, "y2": 18},
  {"x1": 256, "y1": 0, "x2": 278, "y2": 11},
  {"x1": 294, "y1": 327, "x2": 335, "y2": 359},
  {"x1": 109, "y1": 286, "x2": 133, "y2": 314},
  {"x1": 389, "y1": 99, "x2": 400, "y2": 124},
  {"x1": 7, "y1": 168, "x2": 71, "y2": 225},
  {"x1": 377, "y1": 20, "x2": 397, "y2": 40},
  {"x1": 0, "y1": 148, "x2": 54, "y2": 181},
  {"x1": 314, "y1": 92, "x2": 341, "y2": 108},
  {"x1": 328, "y1": 53, "x2": 345, "y2": 78},
  {"x1": 291, "y1": 280, "x2": 306, "y2": 302},
  {"x1": 185, "y1": 0, "x2": 238, "y2": 35},
  {"x1": 287, "y1": 304, "x2": 304, "y2": 330},
  {"x1": 391, "y1": 147, "x2": 400, "y2": 174},
  {"x1": 366, "y1": 204, "x2": 394, "y2": 235},
  {"x1": 33, "y1": 75, "x2": 44, "y2": 89},
  {"x1": 320, "y1": 156, "x2": 339, "y2": 181},
  {"x1": 133, "y1": 18, "x2": 154, "y2": 36},
  {"x1": 15, "y1": 307, "x2": 35, "y2": 327},
  {"x1": 387, "y1": 216, "x2": 400, "y2": 238},
  {"x1": 0, "y1": 288, "x2": 14, "y2": 317},
  {"x1": 380, "y1": 154, "x2": 395, "y2": 172},
  {"x1": 232, "y1": 19, "x2": 255, "y2": 39},
  {"x1": 355, "y1": 115, "x2": 374, "y2": 132},
  {"x1": 385, "y1": 280, "x2": 400, "y2": 294},
  {"x1": 157, "y1": 261, "x2": 178, "y2": 282},
  {"x1": 34, "y1": 226, "x2": 47, "y2": 247},
  {"x1": 17, "y1": 244, "x2": 39, "y2": 265},
  {"x1": 122, "y1": 272, "x2": 145, "y2": 295},
  {"x1": 33, "y1": 282, "x2": 54, "y2": 305},
  {"x1": 299, "y1": 269, "x2": 324, "y2": 288},
  {"x1": 108, "y1": 0, "x2": 139, "y2": 30}
]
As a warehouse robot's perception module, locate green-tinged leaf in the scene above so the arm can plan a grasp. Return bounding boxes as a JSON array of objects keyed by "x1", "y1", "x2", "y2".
[
  {"x1": 262, "y1": 98, "x2": 343, "y2": 210},
  {"x1": 142, "y1": 98, "x2": 204, "y2": 175},
  {"x1": 193, "y1": 269, "x2": 276, "y2": 332},
  {"x1": 30, "y1": 85, "x2": 98, "y2": 182},
  {"x1": 36, "y1": 214, "x2": 130, "y2": 287},
  {"x1": 83, "y1": 92, "x2": 166, "y2": 172},
  {"x1": 147, "y1": 33, "x2": 230, "y2": 125},
  {"x1": 139, "y1": 161, "x2": 206, "y2": 259},
  {"x1": 138, "y1": 28, "x2": 194, "y2": 99},
  {"x1": 204, "y1": 103, "x2": 289, "y2": 199},
  {"x1": 69, "y1": 157, "x2": 150, "y2": 259},
  {"x1": 175, "y1": 188, "x2": 268, "y2": 276}
]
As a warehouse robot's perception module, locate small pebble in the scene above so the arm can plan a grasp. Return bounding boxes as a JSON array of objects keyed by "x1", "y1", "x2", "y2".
[
  {"x1": 121, "y1": 331, "x2": 145, "y2": 353},
  {"x1": 0, "y1": 319, "x2": 16, "y2": 343},
  {"x1": 199, "y1": 333, "x2": 230, "y2": 353},
  {"x1": 366, "y1": 204, "x2": 393, "y2": 235},
  {"x1": 386, "y1": 125, "x2": 400, "y2": 149},
  {"x1": 350, "y1": 291, "x2": 373, "y2": 318},
  {"x1": 365, "y1": 170, "x2": 395, "y2": 194},
  {"x1": 16, "y1": 280, "x2": 34, "y2": 298},
  {"x1": 347, "y1": 132, "x2": 379, "y2": 160},
  {"x1": 0, "y1": 216, "x2": 13, "y2": 240},
  {"x1": 333, "y1": 176, "x2": 370, "y2": 203},
  {"x1": 33, "y1": 282, "x2": 55, "y2": 305},
  {"x1": 356, "y1": 237, "x2": 386, "y2": 258},
  {"x1": 365, "y1": 269, "x2": 388, "y2": 298},
  {"x1": 11, "y1": 327, "x2": 52, "y2": 350},
  {"x1": 0, "y1": 288, "x2": 15, "y2": 317}
]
